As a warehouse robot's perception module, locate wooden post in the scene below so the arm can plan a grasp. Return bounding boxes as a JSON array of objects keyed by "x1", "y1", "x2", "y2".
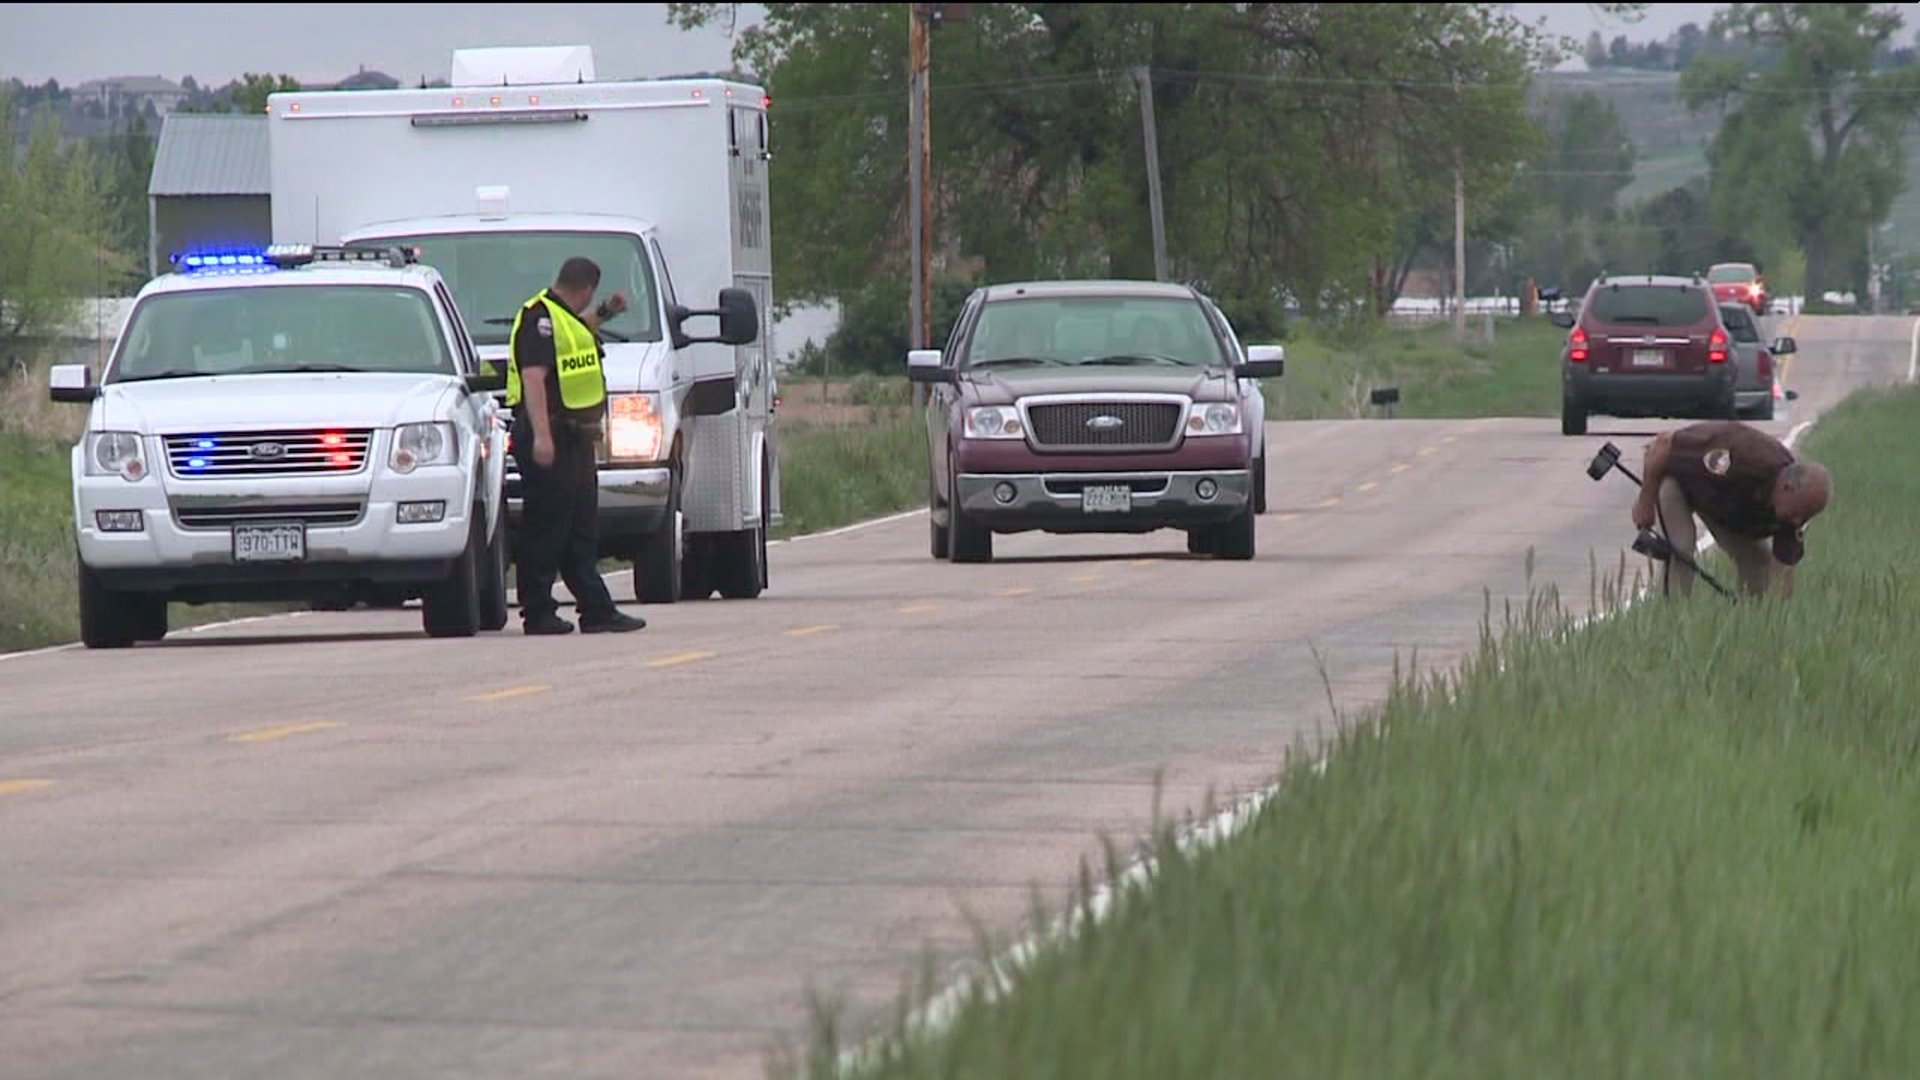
[
  {"x1": 908, "y1": 3, "x2": 932, "y2": 407},
  {"x1": 1135, "y1": 66, "x2": 1168, "y2": 282}
]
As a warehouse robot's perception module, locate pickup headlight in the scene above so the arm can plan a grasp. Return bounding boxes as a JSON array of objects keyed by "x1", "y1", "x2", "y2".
[
  {"x1": 390, "y1": 422, "x2": 457, "y2": 474},
  {"x1": 963, "y1": 405, "x2": 1024, "y2": 440},
  {"x1": 85, "y1": 431, "x2": 148, "y2": 481},
  {"x1": 1186, "y1": 402, "x2": 1243, "y2": 436},
  {"x1": 608, "y1": 392, "x2": 665, "y2": 462}
]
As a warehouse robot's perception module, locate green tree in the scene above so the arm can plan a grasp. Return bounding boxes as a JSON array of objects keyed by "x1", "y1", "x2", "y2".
[
  {"x1": 0, "y1": 88, "x2": 114, "y2": 351},
  {"x1": 1681, "y1": 3, "x2": 1920, "y2": 301},
  {"x1": 179, "y1": 72, "x2": 301, "y2": 115}
]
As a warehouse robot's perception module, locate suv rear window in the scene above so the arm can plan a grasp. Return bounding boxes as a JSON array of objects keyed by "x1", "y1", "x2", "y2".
[{"x1": 1586, "y1": 284, "x2": 1713, "y2": 326}]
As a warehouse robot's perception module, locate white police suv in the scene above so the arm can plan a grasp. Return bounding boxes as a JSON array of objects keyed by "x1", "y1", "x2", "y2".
[{"x1": 48, "y1": 244, "x2": 511, "y2": 648}]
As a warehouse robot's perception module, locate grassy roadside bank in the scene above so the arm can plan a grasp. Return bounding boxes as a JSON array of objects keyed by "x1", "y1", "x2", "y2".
[
  {"x1": 1268, "y1": 315, "x2": 1564, "y2": 420},
  {"x1": 812, "y1": 382, "x2": 1920, "y2": 1079}
]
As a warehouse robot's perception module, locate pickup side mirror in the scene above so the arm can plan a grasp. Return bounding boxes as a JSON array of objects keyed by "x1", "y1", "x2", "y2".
[
  {"x1": 1235, "y1": 343, "x2": 1285, "y2": 379},
  {"x1": 1770, "y1": 336, "x2": 1798, "y2": 356},
  {"x1": 1549, "y1": 310, "x2": 1577, "y2": 330},
  {"x1": 465, "y1": 363, "x2": 507, "y2": 394},
  {"x1": 669, "y1": 287, "x2": 760, "y2": 349},
  {"x1": 906, "y1": 348, "x2": 954, "y2": 384},
  {"x1": 49, "y1": 363, "x2": 98, "y2": 403}
]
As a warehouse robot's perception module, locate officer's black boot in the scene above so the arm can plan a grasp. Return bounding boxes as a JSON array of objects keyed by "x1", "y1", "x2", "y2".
[{"x1": 580, "y1": 610, "x2": 646, "y2": 634}]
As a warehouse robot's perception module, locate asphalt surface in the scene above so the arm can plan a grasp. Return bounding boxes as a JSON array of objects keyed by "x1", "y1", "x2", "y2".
[{"x1": 3, "y1": 314, "x2": 1912, "y2": 1079}]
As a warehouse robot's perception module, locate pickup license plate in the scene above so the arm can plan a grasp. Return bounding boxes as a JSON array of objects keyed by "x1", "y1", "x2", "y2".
[
  {"x1": 1081, "y1": 484, "x2": 1132, "y2": 514},
  {"x1": 1631, "y1": 348, "x2": 1666, "y2": 368},
  {"x1": 233, "y1": 524, "x2": 307, "y2": 563}
]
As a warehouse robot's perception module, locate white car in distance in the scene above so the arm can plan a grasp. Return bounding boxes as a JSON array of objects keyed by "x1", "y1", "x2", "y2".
[{"x1": 48, "y1": 244, "x2": 511, "y2": 648}]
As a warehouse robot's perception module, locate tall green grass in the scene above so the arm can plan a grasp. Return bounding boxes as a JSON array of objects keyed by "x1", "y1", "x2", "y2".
[
  {"x1": 774, "y1": 408, "x2": 926, "y2": 541},
  {"x1": 807, "y1": 383, "x2": 1920, "y2": 1080},
  {"x1": 1269, "y1": 316, "x2": 1565, "y2": 420}
]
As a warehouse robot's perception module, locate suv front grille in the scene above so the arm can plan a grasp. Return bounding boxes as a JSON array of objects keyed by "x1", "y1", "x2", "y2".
[
  {"x1": 1025, "y1": 401, "x2": 1184, "y2": 451},
  {"x1": 172, "y1": 500, "x2": 366, "y2": 530},
  {"x1": 164, "y1": 429, "x2": 374, "y2": 479}
]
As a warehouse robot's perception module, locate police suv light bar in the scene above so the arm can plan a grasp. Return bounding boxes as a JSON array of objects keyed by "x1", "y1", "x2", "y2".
[{"x1": 169, "y1": 245, "x2": 421, "y2": 273}]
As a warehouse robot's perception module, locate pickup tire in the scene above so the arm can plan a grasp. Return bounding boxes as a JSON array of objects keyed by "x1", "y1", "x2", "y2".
[
  {"x1": 477, "y1": 507, "x2": 510, "y2": 632},
  {"x1": 929, "y1": 475, "x2": 950, "y2": 560},
  {"x1": 635, "y1": 467, "x2": 684, "y2": 604},
  {"x1": 1253, "y1": 447, "x2": 1269, "y2": 514},
  {"x1": 1211, "y1": 503, "x2": 1257, "y2": 561},
  {"x1": 76, "y1": 555, "x2": 162, "y2": 649},
  {"x1": 422, "y1": 516, "x2": 483, "y2": 638},
  {"x1": 946, "y1": 456, "x2": 993, "y2": 563}
]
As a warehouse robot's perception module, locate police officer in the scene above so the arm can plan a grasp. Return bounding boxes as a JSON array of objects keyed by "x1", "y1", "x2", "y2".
[
  {"x1": 1632, "y1": 419, "x2": 1833, "y2": 599},
  {"x1": 506, "y1": 256, "x2": 647, "y2": 635}
]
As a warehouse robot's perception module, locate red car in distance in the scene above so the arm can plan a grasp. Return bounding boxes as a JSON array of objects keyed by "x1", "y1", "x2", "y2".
[{"x1": 1707, "y1": 262, "x2": 1769, "y2": 315}]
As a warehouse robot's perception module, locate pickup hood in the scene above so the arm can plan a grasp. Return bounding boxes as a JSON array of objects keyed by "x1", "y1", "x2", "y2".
[
  {"x1": 474, "y1": 340, "x2": 673, "y2": 395},
  {"x1": 96, "y1": 373, "x2": 457, "y2": 433},
  {"x1": 959, "y1": 365, "x2": 1237, "y2": 405}
]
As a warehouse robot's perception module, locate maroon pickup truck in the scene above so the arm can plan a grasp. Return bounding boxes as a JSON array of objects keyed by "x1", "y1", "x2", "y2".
[{"x1": 906, "y1": 279, "x2": 1285, "y2": 562}]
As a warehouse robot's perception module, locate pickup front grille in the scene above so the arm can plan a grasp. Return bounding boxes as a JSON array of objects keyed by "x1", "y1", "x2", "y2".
[
  {"x1": 172, "y1": 500, "x2": 366, "y2": 530},
  {"x1": 1025, "y1": 401, "x2": 1184, "y2": 451},
  {"x1": 164, "y1": 428, "x2": 374, "y2": 479}
]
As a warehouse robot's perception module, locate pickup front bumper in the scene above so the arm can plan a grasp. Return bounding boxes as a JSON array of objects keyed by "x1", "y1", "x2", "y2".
[{"x1": 956, "y1": 469, "x2": 1252, "y2": 534}]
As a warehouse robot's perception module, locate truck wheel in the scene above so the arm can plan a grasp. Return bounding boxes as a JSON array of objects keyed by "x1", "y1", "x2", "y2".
[
  {"x1": 422, "y1": 517, "x2": 483, "y2": 638},
  {"x1": 76, "y1": 555, "x2": 145, "y2": 649},
  {"x1": 477, "y1": 507, "x2": 510, "y2": 632},
  {"x1": 1212, "y1": 503, "x2": 1257, "y2": 560},
  {"x1": 947, "y1": 458, "x2": 993, "y2": 563},
  {"x1": 928, "y1": 472, "x2": 950, "y2": 559},
  {"x1": 1253, "y1": 448, "x2": 1269, "y2": 514},
  {"x1": 1561, "y1": 397, "x2": 1587, "y2": 437},
  {"x1": 636, "y1": 468, "x2": 684, "y2": 604},
  {"x1": 680, "y1": 535, "x2": 716, "y2": 601},
  {"x1": 715, "y1": 457, "x2": 768, "y2": 600}
]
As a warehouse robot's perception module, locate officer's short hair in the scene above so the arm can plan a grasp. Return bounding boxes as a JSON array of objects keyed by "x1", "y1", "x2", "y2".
[{"x1": 555, "y1": 257, "x2": 601, "y2": 291}]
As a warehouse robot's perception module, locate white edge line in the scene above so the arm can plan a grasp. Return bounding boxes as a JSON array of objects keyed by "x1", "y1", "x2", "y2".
[
  {"x1": 835, "y1": 418, "x2": 1821, "y2": 1076},
  {"x1": 1909, "y1": 315, "x2": 1919, "y2": 384}
]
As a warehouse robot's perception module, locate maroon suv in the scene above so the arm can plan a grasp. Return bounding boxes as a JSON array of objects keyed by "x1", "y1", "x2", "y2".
[
  {"x1": 1552, "y1": 273, "x2": 1737, "y2": 437},
  {"x1": 906, "y1": 279, "x2": 1285, "y2": 562}
]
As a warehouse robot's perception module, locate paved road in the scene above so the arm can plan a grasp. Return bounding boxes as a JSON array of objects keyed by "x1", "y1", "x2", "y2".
[{"x1": 2, "y1": 315, "x2": 1911, "y2": 1079}]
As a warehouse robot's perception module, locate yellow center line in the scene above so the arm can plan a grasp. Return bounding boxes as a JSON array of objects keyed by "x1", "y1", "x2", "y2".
[
  {"x1": 1070, "y1": 572, "x2": 1103, "y2": 583},
  {"x1": 1391, "y1": 463, "x2": 1411, "y2": 474},
  {"x1": 1128, "y1": 558, "x2": 1156, "y2": 567},
  {"x1": 647, "y1": 650, "x2": 718, "y2": 669},
  {"x1": 785, "y1": 624, "x2": 840, "y2": 637},
  {"x1": 0, "y1": 779, "x2": 54, "y2": 796},
  {"x1": 897, "y1": 603, "x2": 938, "y2": 614},
  {"x1": 1276, "y1": 513, "x2": 1299, "y2": 522},
  {"x1": 228, "y1": 721, "x2": 343, "y2": 744},
  {"x1": 468, "y1": 685, "x2": 551, "y2": 703},
  {"x1": 1418, "y1": 446, "x2": 1438, "y2": 457},
  {"x1": 1356, "y1": 482, "x2": 1379, "y2": 493},
  {"x1": 1317, "y1": 496, "x2": 1342, "y2": 509},
  {"x1": 1442, "y1": 435, "x2": 1457, "y2": 444},
  {"x1": 995, "y1": 586, "x2": 1035, "y2": 598}
]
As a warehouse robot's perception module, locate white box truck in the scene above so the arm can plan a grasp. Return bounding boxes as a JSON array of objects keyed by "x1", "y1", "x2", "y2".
[{"x1": 266, "y1": 45, "x2": 779, "y2": 603}]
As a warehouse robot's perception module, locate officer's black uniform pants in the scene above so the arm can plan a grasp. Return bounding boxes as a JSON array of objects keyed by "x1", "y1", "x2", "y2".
[{"x1": 512, "y1": 423, "x2": 618, "y2": 623}]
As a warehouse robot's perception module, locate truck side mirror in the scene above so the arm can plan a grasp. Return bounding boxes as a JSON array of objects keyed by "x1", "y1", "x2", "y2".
[
  {"x1": 49, "y1": 363, "x2": 98, "y2": 403},
  {"x1": 668, "y1": 287, "x2": 760, "y2": 349},
  {"x1": 1235, "y1": 344, "x2": 1284, "y2": 379},
  {"x1": 906, "y1": 348, "x2": 954, "y2": 384}
]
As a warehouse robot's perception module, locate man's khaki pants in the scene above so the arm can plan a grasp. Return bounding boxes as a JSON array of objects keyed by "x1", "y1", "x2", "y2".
[{"x1": 1654, "y1": 477, "x2": 1776, "y2": 598}]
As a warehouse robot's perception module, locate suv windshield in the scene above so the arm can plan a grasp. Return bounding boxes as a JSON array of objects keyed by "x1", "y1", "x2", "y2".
[
  {"x1": 1708, "y1": 265, "x2": 1755, "y2": 283},
  {"x1": 105, "y1": 284, "x2": 454, "y2": 384},
  {"x1": 351, "y1": 230, "x2": 659, "y2": 347},
  {"x1": 1719, "y1": 305, "x2": 1761, "y2": 343},
  {"x1": 1586, "y1": 284, "x2": 1714, "y2": 326},
  {"x1": 962, "y1": 295, "x2": 1227, "y2": 369}
]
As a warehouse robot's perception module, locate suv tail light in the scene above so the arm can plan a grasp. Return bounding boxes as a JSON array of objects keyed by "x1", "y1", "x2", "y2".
[
  {"x1": 1708, "y1": 327, "x2": 1729, "y2": 364},
  {"x1": 1568, "y1": 326, "x2": 1589, "y2": 363}
]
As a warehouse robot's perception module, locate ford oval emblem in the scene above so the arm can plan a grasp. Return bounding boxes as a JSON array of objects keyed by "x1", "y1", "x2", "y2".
[
  {"x1": 1086, "y1": 415, "x2": 1124, "y2": 431},
  {"x1": 251, "y1": 441, "x2": 286, "y2": 459}
]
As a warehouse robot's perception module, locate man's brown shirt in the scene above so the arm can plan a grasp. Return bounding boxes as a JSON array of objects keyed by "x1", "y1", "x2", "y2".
[{"x1": 1663, "y1": 421, "x2": 1806, "y2": 565}]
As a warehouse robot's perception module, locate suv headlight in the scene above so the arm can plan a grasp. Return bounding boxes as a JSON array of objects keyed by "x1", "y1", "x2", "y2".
[
  {"x1": 85, "y1": 431, "x2": 148, "y2": 481},
  {"x1": 608, "y1": 392, "x2": 665, "y2": 462},
  {"x1": 390, "y1": 422, "x2": 457, "y2": 474},
  {"x1": 963, "y1": 405, "x2": 1024, "y2": 440},
  {"x1": 1186, "y1": 402, "x2": 1243, "y2": 436}
]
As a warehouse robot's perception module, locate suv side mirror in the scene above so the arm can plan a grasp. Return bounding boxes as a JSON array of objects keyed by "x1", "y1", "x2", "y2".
[
  {"x1": 465, "y1": 365, "x2": 507, "y2": 394},
  {"x1": 669, "y1": 287, "x2": 760, "y2": 349},
  {"x1": 1549, "y1": 310, "x2": 1577, "y2": 329},
  {"x1": 906, "y1": 348, "x2": 954, "y2": 384},
  {"x1": 1235, "y1": 344, "x2": 1285, "y2": 379},
  {"x1": 1770, "y1": 336, "x2": 1798, "y2": 356},
  {"x1": 49, "y1": 363, "x2": 98, "y2": 403}
]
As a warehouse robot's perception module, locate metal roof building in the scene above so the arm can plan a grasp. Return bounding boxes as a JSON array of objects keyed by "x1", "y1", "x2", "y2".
[{"x1": 146, "y1": 114, "x2": 271, "y2": 276}]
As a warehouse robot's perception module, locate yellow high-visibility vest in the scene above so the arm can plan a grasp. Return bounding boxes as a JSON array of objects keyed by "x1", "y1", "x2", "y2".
[{"x1": 506, "y1": 290, "x2": 606, "y2": 415}]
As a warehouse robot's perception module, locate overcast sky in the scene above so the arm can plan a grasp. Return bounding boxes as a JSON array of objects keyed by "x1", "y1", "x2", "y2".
[{"x1": 0, "y1": 3, "x2": 1767, "y2": 88}]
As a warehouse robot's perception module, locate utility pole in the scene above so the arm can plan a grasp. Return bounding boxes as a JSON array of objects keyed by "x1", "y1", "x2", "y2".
[
  {"x1": 908, "y1": 2, "x2": 932, "y2": 407},
  {"x1": 1135, "y1": 66, "x2": 1168, "y2": 282},
  {"x1": 1453, "y1": 161, "x2": 1466, "y2": 343}
]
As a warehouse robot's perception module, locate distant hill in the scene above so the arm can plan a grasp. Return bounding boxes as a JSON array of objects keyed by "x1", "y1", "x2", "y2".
[{"x1": 1532, "y1": 68, "x2": 1920, "y2": 257}]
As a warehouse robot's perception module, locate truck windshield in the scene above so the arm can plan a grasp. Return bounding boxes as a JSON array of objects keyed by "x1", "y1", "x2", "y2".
[
  {"x1": 963, "y1": 296, "x2": 1228, "y2": 369},
  {"x1": 105, "y1": 284, "x2": 455, "y2": 384},
  {"x1": 351, "y1": 231, "x2": 660, "y2": 347}
]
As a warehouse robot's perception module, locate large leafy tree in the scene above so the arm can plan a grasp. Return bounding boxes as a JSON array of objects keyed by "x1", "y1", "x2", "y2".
[
  {"x1": 669, "y1": 3, "x2": 1567, "y2": 330},
  {"x1": 1681, "y1": 2, "x2": 1920, "y2": 300},
  {"x1": 0, "y1": 88, "x2": 114, "y2": 349}
]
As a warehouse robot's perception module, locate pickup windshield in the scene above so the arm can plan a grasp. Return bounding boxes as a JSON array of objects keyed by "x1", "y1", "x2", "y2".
[
  {"x1": 962, "y1": 295, "x2": 1228, "y2": 370},
  {"x1": 105, "y1": 284, "x2": 455, "y2": 384},
  {"x1": 351, "y1": 230, "x2": 660, "y2": 347}
]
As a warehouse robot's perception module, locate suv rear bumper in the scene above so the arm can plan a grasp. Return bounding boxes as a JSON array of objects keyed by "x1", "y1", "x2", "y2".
[
  {"x1": 956, "y1": 469, "x2": 1251, "y2": 533},
  {"x1": 1567, "y1": 367, "x2": 1736, "y2": 415}
]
